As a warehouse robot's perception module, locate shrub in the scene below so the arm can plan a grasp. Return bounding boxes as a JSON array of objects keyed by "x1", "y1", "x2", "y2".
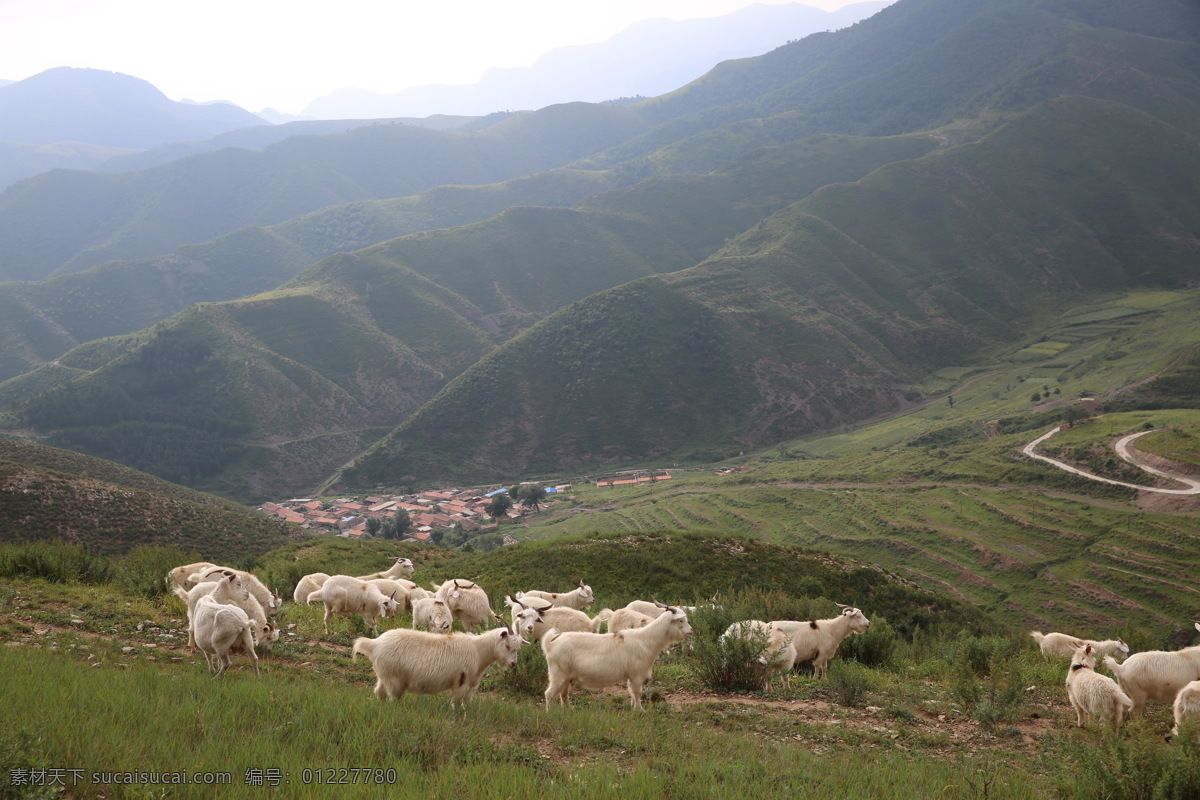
[
  {"x1": 686, "y1": 606, "x2": 772, "y2": 692},
  {"x1": 828, "y1": 660, "x2": 875, "y2": 707},
  {"x1": 0, "y1": 541, "x2": 111, "y2": 585},
  {"x1": 839, "y1": 615, "x2": 897, "y2": 668},
  {"x1": 1053, "y1": 724, "x2": 1200, "y2": 800},
  {"x1": 115, "y1": 544, "x2": 201, "y2": 598},
  {"x1": 489, "y1": 642, "x2": 547, "y2": 700},
  {"x1": 948, "y1": 637, "x2": 1030, "y2": 728}
]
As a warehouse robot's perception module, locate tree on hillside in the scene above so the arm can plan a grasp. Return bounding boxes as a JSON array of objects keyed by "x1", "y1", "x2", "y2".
[
  {"x1": 485, "y1": 492, "x2": 513, "y2": 521},
  {"x1": 1061, "y1": 404, "x2": 1088, "y2": 428},
  {"x1": 381, "y1": 508, "x2": 412, "y2": 540},
  {"x1": 365, "y1": 517, "x2": 382, "y2": 537},
  {"x1": 511, "y1": 484, "x2": 547, "y2": 512}
]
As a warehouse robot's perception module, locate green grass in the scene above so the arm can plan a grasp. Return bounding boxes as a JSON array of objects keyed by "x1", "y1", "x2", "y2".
[{"x1": 3, "y1": 568, "x2": 1197, "y2": 800}]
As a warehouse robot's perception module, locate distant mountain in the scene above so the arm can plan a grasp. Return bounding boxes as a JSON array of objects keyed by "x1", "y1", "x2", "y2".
[
  {"x1": 0, "y1": 103, "x2": 651, "y2": 282},
  {"x1": 95, "y1": 114, "x2": 482, "y2": 174},
  {"x1": 0, "y1": 67, "x2": 265, "y2": 149},
  {"x1": 302, "y1": 1, "x2": 892, "y2": 119},
  {"x1": 0, "y1": 140, "x2": 134, "y2": 191}
]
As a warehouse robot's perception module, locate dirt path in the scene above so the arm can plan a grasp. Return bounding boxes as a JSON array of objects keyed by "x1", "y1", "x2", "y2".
[{"x1": 1023, "y1": 427, "x2": 1200, "y2": 495}]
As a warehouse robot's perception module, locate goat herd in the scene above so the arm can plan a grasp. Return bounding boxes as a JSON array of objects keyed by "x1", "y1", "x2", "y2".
[{"x1": 164, "y1": 557, "x2": 1199, "y2": 739}]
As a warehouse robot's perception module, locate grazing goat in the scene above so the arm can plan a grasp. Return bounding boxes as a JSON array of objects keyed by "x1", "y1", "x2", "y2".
[
  {"x1": 173, "y1": 570, "x2": 250, "y2": 648},
  {"x1": 722, "y1": 620, "x2": 798, "y2": 691},
  {"x1": 770, "y1": 604, "x2": 871, "y2": 680},
  {"x1": 356, "y1": 557, "x2": 415, "y2": 582},
  {"x1": 1106, "y1": 623, "x2": 1200, "y2": 717},
  {"x1": 192, "y1": 566, "x2": 281, "y2": 617},
  {"x1": 1170, "y1": 680, "x2": 1200, "y2": 743},
  {"x1": 192, "y1": 595, "x2": 259, "y2": 677},
  {"x1": 517, "y1": 581, "x2": 595, "y2": 610},
  {"x1": 1066, "y1": 644, "x2": 1132, "y2": 733},
  {"x1": 542, "y1": 602, "x2": 692, "y2": 710},
  {"x1": 306, "y1": 575, "x2": 398, "y2": 636},
  {"x1": 433, "y1": 579, "x2": 493, "y2": 631},
  {"x1": 509, "y1": 596, "x2": 598, "y2": 641},
  {"x1": 165, "y1": 562, "x2": 217, "y2": 591},
  {"x1": 293, "y1": 572, "x2": 330, "y2": 604},
  {"x1": 624, "y1": 594, "x2": 719, "y2": 619},
  {"x1": 1030, "y1": 631, "x2": 1130, "y2": 661},
  {"x1": 594, "y1": 607, "x2": 654, "y2": 634},
  {"x1": 412, "y1": 597, "x2": 453, "y2": 633},
  {"x1": 367, "y1": 579, "x2": 413, "y2": 613},
  {"x1": 351, "y1": 625, "x2": 526, "y2": 708}
]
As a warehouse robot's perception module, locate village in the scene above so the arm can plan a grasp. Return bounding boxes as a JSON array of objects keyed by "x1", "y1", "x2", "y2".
[{"x1": 257, "y1": 471, "x2": 674, "y2": 546}]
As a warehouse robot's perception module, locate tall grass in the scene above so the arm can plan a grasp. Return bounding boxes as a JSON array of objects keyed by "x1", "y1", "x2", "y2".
[{"x1": 0, "y1": 647, "x2": 1054, "y2": 800}]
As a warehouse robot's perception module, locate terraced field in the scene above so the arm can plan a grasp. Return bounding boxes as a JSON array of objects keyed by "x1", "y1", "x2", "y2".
[{"x1": 515, "y1": 291, "x2": 1200, "y2": 645}]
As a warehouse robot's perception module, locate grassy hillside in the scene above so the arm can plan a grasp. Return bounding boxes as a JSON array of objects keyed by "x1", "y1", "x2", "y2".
[
  {"x1": 2, "y1": 131, "x2": 941, "y2": 501},
  {"x1": 1, "y1": 532, "x2": 1198, "y2": 799},
  {"x1": 488, "y1": 290, "x2": 1200, "y2": 643},
  {"x1": 0, "y1": 440, "x2": 302, "y2": 559},
  {"x1": 343, "y1": 95, "x2": 1200, "y2": 486}
]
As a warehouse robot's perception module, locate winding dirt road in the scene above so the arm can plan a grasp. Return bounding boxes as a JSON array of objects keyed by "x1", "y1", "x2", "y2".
[{"x1": 1023, "y1": 427, "x2": 1200, "y2": 495}]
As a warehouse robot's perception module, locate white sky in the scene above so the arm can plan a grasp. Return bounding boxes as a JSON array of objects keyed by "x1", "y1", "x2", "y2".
[{"x1": 0, "y1": 0, "x2": 856, "y2": 115}]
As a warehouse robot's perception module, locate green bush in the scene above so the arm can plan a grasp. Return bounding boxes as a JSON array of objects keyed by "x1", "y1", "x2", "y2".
[
  {"x1": 1052, "y1": 724, "x2": 1200, "y2": 800},
  {"x1": 827, "y1": 660, "x2": 875, "y2": 707},
  {"x1": 489, "y1": 641, "x2": 548, "y2": 700},
  {"x1": 839, "y1": 615, "x2": 897, "y2": 668},
  {"x1": 948, "y1": 637, "x2": 1030, "y2": 728},
  {"x1": 115, "y1": 544, "x2": 201, "y2": 598},
  {"x1": 686, "y1": 606, "x2": 773, "y2": 692},
  {"x1": 0, "y1": 541, "x2": 111, "y2": 584}
]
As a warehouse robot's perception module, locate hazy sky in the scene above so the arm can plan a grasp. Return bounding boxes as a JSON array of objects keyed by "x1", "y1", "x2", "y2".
[{"x1": 0, "y1": 0, "x2": 857, "y2": 114}]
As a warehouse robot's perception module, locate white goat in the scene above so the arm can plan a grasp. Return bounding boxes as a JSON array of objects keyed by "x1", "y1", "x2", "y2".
[
  {"x1": 771, "y1": 604, "x2": 871, "y2": 680},
  {"x1": 509, "y1": 596, "x2": 599, "y2": 641},
  {"x1": 517, "y1": 581, "x2": 595, "y2": 610},
  {"x1": 504, "y1": 596, "x2": 544, "y2": 639},
  {"x1": 722, "y1": 620, "x2": 798, "y2": 691},
  {"x1": 1066, "y1": 644, "x2": 1133, "y2": 733},
  {"x1": 192, "y1": 566, "x2": 282, "y2": 617},
  {"x1": 542, "y1": 602, "x2": 692, "y2": 710},
  {"x1": 351, "y1": 625, "x2": 526, "y2": 708},
  {"x1": 433, "y1": 579, "x2": 493, "y2": 631},
  {"x1": 173, "y1": 570, "x2": 250, "y2": 647},
  {"x1": 192, "y1": 594, "x2": 259, "y2": 677},
  {"x1": 411, "y1": 597, "x2": 454, "y2": 633},
  {"x1": 1170, "y1": 680, "x2": 1200, "y2": 743},
  {"x1": 594, "y1": 607, "x2": 654, "y2": 634},
  {"x1": 165, "y1": 561, "x2": 216, "y2": 591},
  {"x1": 306, "y1": 575, "x2": 398, "y2": 636},
  {"x1": 357, "y1": 557, "x2": 415, "y2": 581},
  {"x1": 1030, "y1": 631, "x2": 1130, "y2": 661},
  {"x1": 1106, "y1": 623, "x2": 1200, "y2": 717},
  {"x1": 622, "y1": 594, "x2": 720, "y2": 620},
  {"x1": 367, "y1": 579, "x2": 412, "y2": 613},
  {"x1": 293, "y1": 572, "x2": 330, "y2": 604}
]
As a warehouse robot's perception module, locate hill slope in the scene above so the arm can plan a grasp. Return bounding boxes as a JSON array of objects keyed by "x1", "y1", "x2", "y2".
[
  {"x1": 0, "y1": 439, "x2": 301, "y2": 558},
  {"x1": 345, "y1": 93, "x2": 1200, "y2": 485}
]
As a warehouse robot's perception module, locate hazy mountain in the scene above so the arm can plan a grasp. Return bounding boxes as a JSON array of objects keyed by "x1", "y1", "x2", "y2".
[
  {"x1": 0, "y1": 103, "x2": 651, "y2": 282},
  {"x1": 0, "y1": 67, "x2": 265, "y2": 149},
  {"x1": 95, "y1": 114, "x2": 483, "y2": 175},
  {"x1": 0, "y1": 140, "x2": 134, "y2": 190},
  {"x1": 302, "y1": 1, "x2": 893, "y2": 119}
]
